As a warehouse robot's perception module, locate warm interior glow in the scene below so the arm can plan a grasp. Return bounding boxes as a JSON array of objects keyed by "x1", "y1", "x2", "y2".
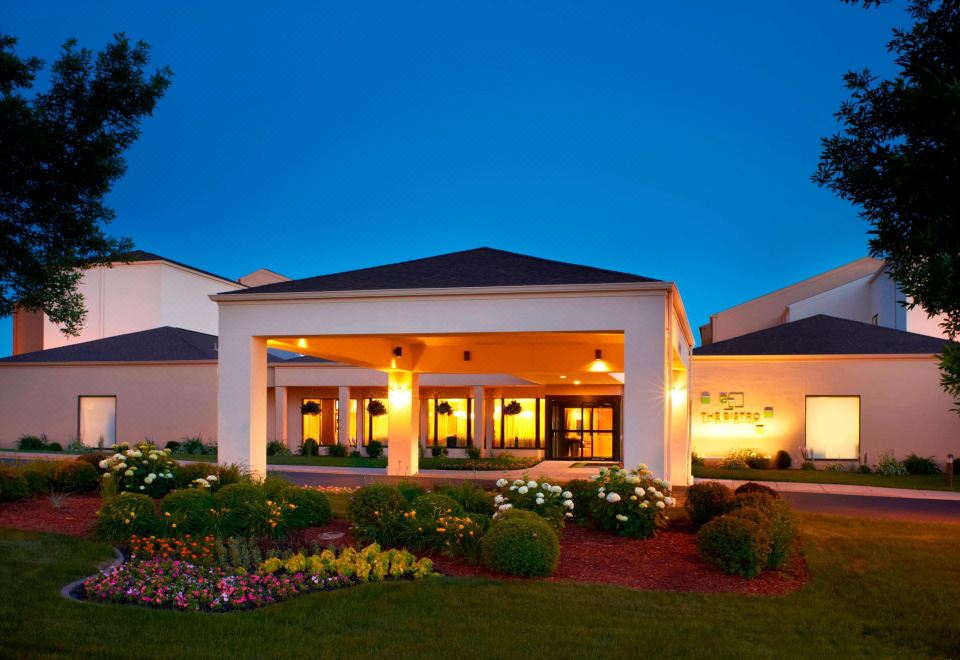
[
  {"x1": 670, "y1": 385, "x2": 686, "y2": 406},
  {"x1": 805, "y1": 396, "x2": 860, "y2": 460},
  {"x1": 588, "y1": 359, "x2": 612, "y2": 373}
]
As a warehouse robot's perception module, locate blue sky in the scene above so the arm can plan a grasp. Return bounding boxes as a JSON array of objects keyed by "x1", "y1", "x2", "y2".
[{"x1": 2, "y1": 1, "x2": 907, "y2": 354}]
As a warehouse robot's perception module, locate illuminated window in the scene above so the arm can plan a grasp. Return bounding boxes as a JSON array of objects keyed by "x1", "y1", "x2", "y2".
[
  {"x1": 363, "y1": 398, "x2": 389, "y2": 445},
  {"x1": 805, "y1": 396, "x2": 860, "y2": 460},
  {"x1": 346, "y1": 399, "x2": 357, "y2": 446},
  {"x1": 427, "y1": 398, "x2": 471, "y2": 448},
  {"x1": 301, "y1": 398, "x2": 322, "y2": 445},
  {"x1": 78, "y1": 396, "x2": 116, "y2": 447},
  {"x1": 492, "y1": 398, "x2": 542, "y2": 449}
]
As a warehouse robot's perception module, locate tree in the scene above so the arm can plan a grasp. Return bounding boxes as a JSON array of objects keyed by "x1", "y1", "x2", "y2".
[
  {"x1": 813, "y1": 0, "x2": 960, "y2": 411},
  {"x1": 0, "y1": 34, "x2": 172, "y2": 335}
]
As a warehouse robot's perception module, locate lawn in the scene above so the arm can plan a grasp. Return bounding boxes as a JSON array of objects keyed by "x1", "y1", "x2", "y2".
[
  {"x1": 2, "y1": 513, "x2": 959, "y2": 658},
  {"x1": 694, "y1": 465, "x2": 960, "y2": 492}
]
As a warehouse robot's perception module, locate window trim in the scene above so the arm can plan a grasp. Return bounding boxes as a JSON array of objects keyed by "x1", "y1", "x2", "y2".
[{"x1": 804, "y1": 394, "x2": 861, "y2": 461}]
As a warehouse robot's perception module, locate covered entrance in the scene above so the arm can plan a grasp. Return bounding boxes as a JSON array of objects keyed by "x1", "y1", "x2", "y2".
[{"x1": 546, "y1": 396, "x2": 620, "y2": 461}]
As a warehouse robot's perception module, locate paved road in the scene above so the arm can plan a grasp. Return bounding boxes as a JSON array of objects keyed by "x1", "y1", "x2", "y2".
[{"x1": 272, "y1": 469, "x2": 960, "y2": 523}]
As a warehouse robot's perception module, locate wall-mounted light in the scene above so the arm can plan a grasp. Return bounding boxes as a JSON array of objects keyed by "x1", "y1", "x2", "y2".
[
  {"x1": 463, "y1": 350, "x2": 471, "y2": 362},
  {"x1": 595, "y1": 349, "x2": 603, "y2": 360},
  {"x1": 393, "y1": 346, "x2": 403, "y2": 358}
]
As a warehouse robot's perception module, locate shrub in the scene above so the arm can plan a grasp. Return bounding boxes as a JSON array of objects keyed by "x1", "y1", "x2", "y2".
[
  {"x1": 774, "y1": 450, "x2": 792, "y2": 470},
  {"x1": 98, "y1": 444, "x2": 179, "y2": 497},
  {"x1": 164, "y1": 440, "x2": 181, "y2": 452},
  {"x1": 0, "y1": 465, "x2": 28, "y2": 502},
  {"x1": 727, "y1": 491, "x2": 777, "y2": 516},
  {"x1": 904, "y1": 453, "x2": 941, "y2": 475},
  {"x1": 858, "y1": 464, "x2": 873, "y2": 474},
  {"x1": 74, "y1": 452, "x2": 110, "y2": 469},
  {"x1": 282, "y1": 487, "x2": 332, "y2": 528},
  {"x1": 262, "y1": 474, "x2": 294, "y2": 500},
  {"x1": 765, "y1": 498, "x2": 796, "y2": 569},
  {"x1": 95, "y1": 493, "x2": 160, "y2": 543},
  {"x1": 412, "y1": 493, "x2": 464, "y2": 518},
  {"x1": 301, "y1": 438, "x2": 319, "y2": 456},
  {"x1": 348, "y1": 484, "x2": 409, "y2": 546},
  {"x1": 746, "y1": 454, "x2": 770, "y2": 469},
  {"x1": 587, "y1": 465, "x2": 673, "y2": 539},
  {"x1": 430, "y1": 445, "x2": 446, "y2": 457},
  {"x1": 179, "y1": 436, "x2": 214, "y2": 455},
  {"x1": 171, "y1": 463, "x2": 236, "y2": 492},
  {"x1": 162, "y1": 489, "x2": 217, "y2": 536},
  {"x1": 327, "y1": 444, "x2": 347, "y2": 457},
  {"x1": 684, "y1": 481, "x2": 734, "y2": 527},
  {"x1": 481, "y1": 515, "x2": 559, "y2": 577},
  {"x1": 492, "y1": 477, "x2": 570, "y2": 534},
  {"x1": 17, "y1": 435, "x2": 45, "y2": 451},
  {"x1": 20, "y1": 460, "x2": 58, "y2": 495},
  {"x1": 366, "y1": 440, "x2": 384, "y2": 459},
  {"x1": 697, "y1": 513, "x2": 770, "y2": 578},
  {"x1": 214, "y1": 482, "x2": 280, "y2": 538},
  {"x1": 53, "y1": 461, "x2": 99, "y2": 493},
  {"x1": 691, "y1": 451, "x2": 705, "y2": 467},
  {"x1": 467, "y1": 447, "x2": 481, "y2": 460},
  {"x1": 734, "y1": 482, "x2": 778, "y2": 499},
  {"x1": 266, "y1": 441, "x2": 290, "y2": 456},
  {"x1": 801, "y1": 461, "x2": 817, "y2": 471},
  {"x1": 46, "y1": 441, "x2": 63, "y2": 452},
  {"x1": 825, "y1": 462, "x2": 847, "y2": 472},
  {"x1": 875, "y1": 449, "x2": 908, "y2": 476},
  {"x1": 438, "y1": 482, "x2": 493, "y2": 515},
  {"x1": 396, "y1": 481, "x2": 427, "y2": 504}
]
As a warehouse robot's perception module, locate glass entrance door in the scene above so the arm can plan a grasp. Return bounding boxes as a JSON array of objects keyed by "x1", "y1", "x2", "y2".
[{"x1": 548, "y1": 398, "x2": 619, "y2": 460}]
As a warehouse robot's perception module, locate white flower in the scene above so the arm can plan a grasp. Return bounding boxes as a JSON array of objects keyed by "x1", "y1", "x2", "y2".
[
  {"x1": 496, "y1": 478, "x2": 508, "y2": 487},
  {"x1": 124, "y1": 469, "x2": 134, "y2": 477},
  {"x1": 112, "y1": 453, "x2": 124, "y2": 461},
  {"x1": 606, "y1": 492, "x2": 621, "y2": 503},
  {"x1": 655, "y1": 491, "x2": 664, "y2": 499},
  {"x1": 630, "y1": 495, "x2": 637, "y2": 501},
  {"x1": 664, "y1": 497, "x2": 676, "y2": 506},
  {"x1": 139, "y1": 485, "x2": 145, "y2": 490},
  {"x1": 518, "y1": 486, "x2": 529, "y2": 494},
  {"x1": 616, "y1": 514, "x2": 628, "y2": 522},
  {"x1": 494, "y1": 495, "x2": 504, "y2": 504},
  {"x1": 590, "y1": 474, "x2": 601, "y2": 481},
  {"x1": 498, "y1": 503, "x2": 513, "y2": 511},
  {"x1": 551, "y1": 485, "x2": 562, "y2": 494},
  {"x1": 637, "y1": 463, "x2": 648, "y2": 471},
  {"x1": 535, "y1": 496, "x2": 545, "y2": 503},
  {"x1": 640, "y1": 501, "x2": 649, "y2": 508},
  {"x1": 565, "y1": 512, "x2": 574, "y2": 518},
  {"x1": 541, "y1": 483, "x2": 551, "y2": 491},
  {"x1": 526, "y1": 480, "x2": 538, "y2": 489},
  {"x1": 207, "y1": 475, "x2": 218, "y2": 481},
  {"x1": 193, "y1": 478, "x2": 210, "y2": 488},
  {"x1": 627, "y1": 475, "x2": 639, "y2": 484},
  {"x1": 661, "y1": 480, "x2": 671, "y2": 489},
  {"x1": 562, "y1": 491, "x2": 573, "y2": 499},
  {"x1": 597, "y1": 492, "x2": 605, "y2": 498},
  {"x1": 656, "y1": 501, "x2": 665, "y2": 509},
  {"x1": 647, "y1": 486, "x2": 657, "y2": 494},
  {"x1": 125, "y1": 450, "x2": 136, "y2": 457},
  {"x1": 98, "y1": 459, "x2": 109, "y2": 469},
  {"x1": 513, "y1": 479, "x2": 524, "y2": 486},
  {"x1": 563, "y1": 500, "x2": 575, "y2": 509},
  {"x1": 634, "y1": 486, "x2": 642, "y2": 496},
  {"x1": 598, "y1": 468, "x2": 607, "y2": 475},
  {"x1": 102, "y1": 472, "x2": 111, "y2": 479}
]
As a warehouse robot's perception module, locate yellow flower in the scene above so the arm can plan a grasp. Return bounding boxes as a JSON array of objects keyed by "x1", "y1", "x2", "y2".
[
  {"x1": 171, "y1": 523, "x2": 177, "y2": 528},
  {"x1": 164, "y1": 512, "x2": 171, "y2": 517},
  {"x1": 124, "y1": 519, "x2": 130, "y2": 524},
  {"x1": 130, "y1": 511, "x2": 136, "y2": 518}
]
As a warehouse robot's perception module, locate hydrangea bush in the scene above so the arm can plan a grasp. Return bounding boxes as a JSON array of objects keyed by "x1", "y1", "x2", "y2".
[
  {"x1": 492, "y1": 478, "x2": 574, "y2": 533},
  {"x1": 588, "y1": 465, "x2": 674, "y2": 539},
  {"x1": 98, "y1": 443, "x2": 179, "y2": 497}
]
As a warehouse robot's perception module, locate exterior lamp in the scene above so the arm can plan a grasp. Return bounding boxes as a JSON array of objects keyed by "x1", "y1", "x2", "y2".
[
  {"x1": 595, "y1": 349, "x2": 602, "y2": 360},
  {"x1": 393, "y1": 346, "x2": 403, "y2": 358}
]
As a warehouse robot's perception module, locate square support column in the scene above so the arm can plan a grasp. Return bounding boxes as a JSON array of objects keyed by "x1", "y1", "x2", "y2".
[
  {"x1": 218, "y1": 334, "x2": 268, "y2": 479},
  {"x1": 387, "y1": 371, "x2": 419, "y2": 476},
  {"x1": 274, "y1": 386, "x2": 288, "y2": 448},
  {"x1": 472, "y1": 385, "x2": 485, "y2": 456},
  {"x1": 337, "y1": 387, "x2": 351, "y2": 446},
  {"x1": 622, "y1": 327, "x2": 667, "y2": 479}
]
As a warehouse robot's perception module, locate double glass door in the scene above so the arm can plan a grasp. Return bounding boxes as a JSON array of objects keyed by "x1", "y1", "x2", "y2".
[{"x1": 548, "y1": 398, "x2": 619, "y2": 460}]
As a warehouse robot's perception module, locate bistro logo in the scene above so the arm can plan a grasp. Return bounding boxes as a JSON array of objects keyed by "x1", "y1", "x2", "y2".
[{"x1": 699, "y1": 391, "x2": 773, "y2": 425}]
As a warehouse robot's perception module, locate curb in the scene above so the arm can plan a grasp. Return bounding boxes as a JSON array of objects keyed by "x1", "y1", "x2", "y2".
[{"x1": 60, "y1": 546, "x2": 124, "y2": 602}]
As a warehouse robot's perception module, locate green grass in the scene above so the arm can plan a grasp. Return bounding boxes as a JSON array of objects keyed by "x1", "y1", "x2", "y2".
[
  {"x1": 2, "y1": 514, "x2": 959, "y2": 658},
  {"x1": 694, "y1": 465, "x2": 960, "y2": 491}
]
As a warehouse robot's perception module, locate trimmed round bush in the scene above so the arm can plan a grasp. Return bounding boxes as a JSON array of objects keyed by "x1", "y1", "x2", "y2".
[
  {"x1": 397, "y1": 480, "x2": 427, "y2": 504},
  {"x1": 262, "y1": 474, "x2": 294, "y2": 500},
  {"x1": 727, "y1": 490, "x2": 778, "y2": 517},
  {"x1": 412, "y1": 493, "x2": 464, "y2": 519},
  {"x1": 734, "y1": 482, "x2": 778, "y2": 499},
  {"x1": 498, "y1": 508, "x2": 544, "y2": 524},
  {"x1": 301, "y1": 438, "x2": 319, "y2": 456},
  {"x1": 46, "y1": 442, "x2": 63, "y2": 452},
  {"x1": 53, "y1": 461, "x2": 99, "y2": 493},
  {"x1": 348, "y1": 483, "x2": 407, "y2": 526},
  {"x1": 17, "y1": 435, "x2": 45, "y2": 451},
  {"x1": 684, "y1": 481, "x2": 734, "y2": 527},
  {"x1": 365, "y1": 440, "x2": 384, "y2": 458},
  {"x1": 214, "y1": 482, "x2": 269, "y2": 537},
  {"x1": 481, "y1": 516, "x2": 559, "y2": 577},
  {"x1": 697, "y1": 513, "x2": 770, "y2": 578},
  {"x1": 282, "y1": 487, "x2": 332, "y2": 528},
  {"x1": 774, "y1": 450, "x2": 792, "y2": 470},
  {"x1": 96, "y1": 493, "x2": 160, "y2": 543},
  {"x1": 162, "y1": 489, "x2": 216, "y2": 535},
  {"x1": 20, "y1": 461, "x2": 57, "y2": 495},
  {"x1": 0, "y1": 466, "x2": 28, "y2": 502}
]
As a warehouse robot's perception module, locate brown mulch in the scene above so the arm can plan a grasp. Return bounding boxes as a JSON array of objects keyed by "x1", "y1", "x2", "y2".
[
  {"x1": 0, "y1": 493, "x2": 101, "y2": 538},
  {"x1": 0, "y1": 498, "x2": 808, "y2": 595},
  {"x1": 432, "y1": 522, "x2": 809, "y2": 596}
]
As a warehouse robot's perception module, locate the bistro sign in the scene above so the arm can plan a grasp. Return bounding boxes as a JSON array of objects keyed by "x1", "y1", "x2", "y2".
[{"x1": 699, "y1": 391, "x2": 773, "y2": 425}]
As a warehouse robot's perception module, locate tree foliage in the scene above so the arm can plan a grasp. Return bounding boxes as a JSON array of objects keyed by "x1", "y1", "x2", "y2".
[
  {"x1": 813, "y1": 0, "x2": 960, "y2": 411},
  {"x1": 0, "y1": 34, "x2": 171, "y2": 334}
]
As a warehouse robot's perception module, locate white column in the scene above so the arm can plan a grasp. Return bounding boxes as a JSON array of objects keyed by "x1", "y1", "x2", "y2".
[
  {"x1": 622, "y1": 327, "x2": 667, "y2": 479},
  {"x1": 387, "y1": 371, "x2": 420, "y2": 475},
  {"x1": 355, "y1": 396, "x2": 365, "y2": 450},
  {"x1": 472, "y1": 385, "x2": 485, "y2": 456},
  {"x1": 218, "y1": 334, "x2": 268, "y2": 479},
  {"x1": 337, "y1": 386, "x2": 350, "y2": 446},
  {"x1": 274, "y1": 386, "x2": 288, "y2": 448}
]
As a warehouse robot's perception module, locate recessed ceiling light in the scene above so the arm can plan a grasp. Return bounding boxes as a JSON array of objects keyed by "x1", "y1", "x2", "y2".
[
  {"x1": 573, "y1": 380, "x2": 581, "y2": 385},
  {"x1": 559, "y1": 375, "x2": 567, "y2": 379}
]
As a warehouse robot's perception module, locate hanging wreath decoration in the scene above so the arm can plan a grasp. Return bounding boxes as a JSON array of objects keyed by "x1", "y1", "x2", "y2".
[
  {"x1": 300, "y1": 401, "x2": 321, "y2": 416},
  {"x1": 503, "y1": 400, "x2": 523, "y2": 416},
  {"x1": 367, "y1": 399, "x2": 387, "y2": 417},
  {"x1": 436, "y1": 401, "x2": 454, "y2": 416}
]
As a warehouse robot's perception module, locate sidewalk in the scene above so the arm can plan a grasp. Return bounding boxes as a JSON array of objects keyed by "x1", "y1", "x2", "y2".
[
  {"x1": 693, "y1": 477, "x2": 960, "y2": 502},
  {"x1": 271, "y1": 460, "x2": 602, "y2": 483}
]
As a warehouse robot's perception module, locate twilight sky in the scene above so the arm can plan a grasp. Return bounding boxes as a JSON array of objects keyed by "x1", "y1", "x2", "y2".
[{"x1": 2, "y1": 1, "x2": 908, "y2": 354}]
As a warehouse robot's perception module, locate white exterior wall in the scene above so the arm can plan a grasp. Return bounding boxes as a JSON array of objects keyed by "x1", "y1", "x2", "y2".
[{"x1": 786, "y1": 275, "x2": 874, "y2": 324}]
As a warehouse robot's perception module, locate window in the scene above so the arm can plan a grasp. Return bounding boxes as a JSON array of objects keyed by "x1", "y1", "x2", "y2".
[
  {"x1": 492, "y1": 398, "x2": 542, "y2": 449},
  {"x1": 805, "y1": 396, "x2": 860, "y2": 460},
  {"x1": 301, "y1": 398, "x2": 322, "y2": 444},
  {"x1": 363, "y1": 398, "x2": 389, "y2": 445},
  {"x1": 302, "y1": 398, "x2": 338, "y2": 445},
  {"x1": 427, "y1": 398, "x2": 472, "y2": 448},
  {"x1": 78, "y1": 396, "x2": 116, "y2": 447}
]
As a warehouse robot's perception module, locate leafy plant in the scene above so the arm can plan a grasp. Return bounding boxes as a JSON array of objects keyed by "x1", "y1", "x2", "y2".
[
  {"x1": 774, "y1": 450, "x2": 792, "y2": 470},
  {"x1": 396, "y1": 481, "x2": 427, "y2": 504},
  {"x1": 734, "y1": 482, "x2": 778, "y2": 499},
  {"x1": 586, "y1": 465, "x2": 673, "y2": 539},
  {"x1": 97, "y1": 443, "x2": 178, "y2": 497},
  {"x1": 903, "y1": 453, "x2": 941, "y2": 475},
  {"x1": 366, "y1": 399, "x2": 387, "y2": 417},
  {"x1": 801, "y1": 461, "x2": 817, "y2": 471},
  {"x1": 875, "y1": 449, "x2": 908, "y2": 476},
  {"x1": 301, "y1": 438, "x2": 319, "y2": 456},
  {"x1": 178, "y1": 436, "x2": 215, "y2": 456},
  {"x1": 16, "y1": 435, "x2": 45, "y2": 451},
  {"x1": 723, "y1": 448, "x2": 769, "y2": 470},
  {"x1": 0, "y1": 465, "x2": 27, "y2": 502},
  {"x1": 503, "y1": 400, "x2": 522, "y2": 416},
  {"x1": 436, "y1": 401, "x2": 454, "y2": 416},
  {"x1": 691, "y1": 451, "x2": 705, "y2": 467},
  {"x1": 266, "y1": 440, "x2": 290, "y2": 456},
  {"x1": 95, "y1": 493, "x2": 160, "y2": 543},
  {"x1": 467, "y1": 447, "x2": 481, "y2": 460},
  {"x1": 430, "y1": 445, "x2": 447, "y2": 458},
  {"x1": 697, "y1": 513, "x2": 770, "y2": 578},
  {"x1": 161, "y1": 489, "x2": 217, "y2": 536},
  {"x1": 480, "y1": 515, "x2": 559, "y2": 577},
  {"x1": 52, "y1": 461, "x2": 99, "y2": 492},
  {"x1": 438, "y1": 482, "x2": 493, "y2": 515},
  {"x1": 282, "y1": 488, "x2": 332, "y2": 528},
  {"x1": 685, "y1": 481, "x2": 734, "y2": 527},
  {"x1": 492, "y1": 477, "x2": 570, "y2": 534},
  {"x1": 348, "y1": 484, "x2": 408, "y2": 546},
  {"x1": 327, "y1": 444, "x2": 347, "y2": 457},
  {"x1": 300, "y1": 401, "x2": 321, "y2": 416},
  {"x1": 366, "y1": 440, "x2": 384, "y2": 459}
]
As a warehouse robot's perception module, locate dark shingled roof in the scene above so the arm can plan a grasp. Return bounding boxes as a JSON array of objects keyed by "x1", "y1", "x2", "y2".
[
  {"x1": 0, "y1": 327, "x2": 220, "y2": 363},
  {"x1": 694, "y1": 315, "x2": 952, "y2": 356},
  {"x1": 221, "y1": 247, "x2": 659, "y2": 295},
  {"x1": 124, "y1": 250, "x2": 238, "y2": 285}
]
